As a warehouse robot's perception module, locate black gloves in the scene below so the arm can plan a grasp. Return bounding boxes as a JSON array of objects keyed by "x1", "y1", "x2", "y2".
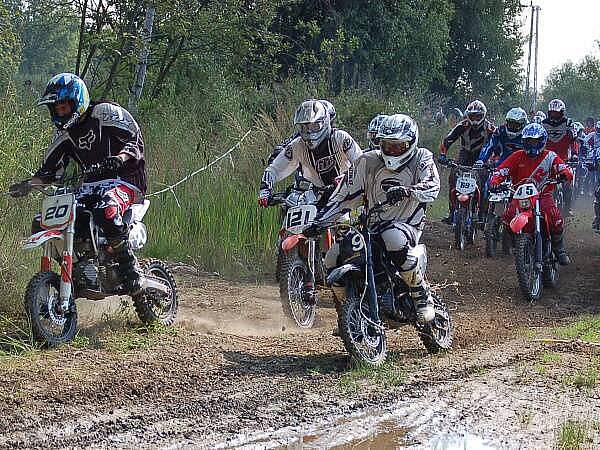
[
  {"x1": 386, "y1": 186, "x2": 411, "y2": 204},
  {"x1": 302, "y1": 222, "x2": 323, "y2": 238},
  {"x1": 100, "y1": 156, "x2": 124, "y2": 173},
  {"x1": 9, "y1": 181, "x2": 32, "y2": 198}
]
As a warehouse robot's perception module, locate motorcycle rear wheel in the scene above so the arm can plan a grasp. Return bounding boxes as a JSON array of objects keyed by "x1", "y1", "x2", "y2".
[
  {"x1": 417, "y1": 293, "x2": 454, "y2": 354},
  {"x1": 132, "y1": 260, "x2": 178, "y2": 326}
]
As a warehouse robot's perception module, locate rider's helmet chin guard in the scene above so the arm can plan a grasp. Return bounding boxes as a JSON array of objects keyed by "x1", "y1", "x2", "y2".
[
  {"x1": 294, "y1": 100, "x2": 331, "y2": 150},
  {"x1": 465, "y1": 100, "x2": 487, "y2": 127},
  {"x1": 505, "y1": 107, "x2": 528, "y2": 139},
  {"x1": 38, "y1": 73, "x2": 90, "y2": 130},
  {"x1": 367, "y1": 114, "x2": 388, "y2": 148},
  {"x1": 547, "y1": 98, "x2": 566, "y2": 123},
  {"x1": 522, "y1": 123, "x2": 548, "y2": 157},
  {"x1": 376, "y1": 114, "x2": 419, "y2": 171}
]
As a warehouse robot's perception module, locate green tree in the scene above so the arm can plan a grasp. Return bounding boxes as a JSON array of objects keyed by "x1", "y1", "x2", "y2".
[
  {"x1": 0, "y1": 1, "x2": 22, "y2": 86},
  {"x1": 542, "y1": 55, "x2": 600, "y2": 119},
  {"x1": 437, "y1": 0, "x2": 524, "y2": 109}
]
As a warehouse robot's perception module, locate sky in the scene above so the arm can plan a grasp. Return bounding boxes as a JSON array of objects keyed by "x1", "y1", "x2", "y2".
[{"x1": 521, "y1": 0, "x2": 600, "y2": 87}]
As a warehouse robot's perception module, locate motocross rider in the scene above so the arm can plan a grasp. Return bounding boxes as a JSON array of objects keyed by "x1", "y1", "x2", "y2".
[
  {"x1": 258, "y1": 99, "x2": 362, "y2": 207},
  {"x1": 490, "y1": 123, "x2": 573, "y2": 265},
  {"x1": 532, "y1": 111, "x2": 546, "y2": 124},
  {"x1": 475, "y1": 107, "x2": 528, "y2": 218},
  {"x1": 541, "y1": 99, "x2": 577, "y2": 216},
  {"x1": 583, "y1": 121, "x2": 600, "y2": 232},
  {"x1": 305, "y1": 114, "x2": 440, "y2": 323},
  {"x1": 438, "y1": 100, "x2": 495, "y2": 224},
  {"x1": 366, "y1": 114, "x2": 388, "y2": 151},
  {"x1": 9, "y1": 73, "x2": 146, "y2": 294}
]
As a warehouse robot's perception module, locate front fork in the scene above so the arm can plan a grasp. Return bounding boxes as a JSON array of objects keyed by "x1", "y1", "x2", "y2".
[
  {"x1": 364, "y1": 230, "x2": 381, "y2": 325},
  {"x1": 59, "y1": 209, "x2": 76, "y2": 312},
  {"x1": 534, "y1": 200, "x2": 543, "y2": 271}
]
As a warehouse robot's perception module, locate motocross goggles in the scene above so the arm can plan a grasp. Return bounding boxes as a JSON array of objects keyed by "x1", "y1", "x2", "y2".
[
  {"x1": 381, "y1": 140, "x2": 411, "y2": 156},
  {"x1": 297, "y1": 120, "x2": 325, "y2": 134},
  {"x1": 506, "y1": 119, "x2": 525, "y2": 133}
]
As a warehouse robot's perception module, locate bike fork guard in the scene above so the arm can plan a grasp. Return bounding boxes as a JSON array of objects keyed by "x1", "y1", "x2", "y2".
[{"x1": 364, "y1": 231, "x2": 381, "y2": 325}]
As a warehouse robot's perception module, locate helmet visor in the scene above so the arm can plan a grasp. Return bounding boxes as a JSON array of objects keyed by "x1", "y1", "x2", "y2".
[
  {"x1": 523, "y1": 137, "x2": 541, "y2": 148},
  {"x1": 506, "y1": 119, "x2": 524, "y2": 133},
  {"x1": 381, "y1": 140, "x2": 411, "y2": 156},
  {"x1": 297, "y1": 121, "x2": 324, "y2": 134},
  {"x1": 548, "y1": 111, "x2": 563, "y2": 121},
  {"x1": 467, "y1": 112, "x2": 484, "y2": 123}
]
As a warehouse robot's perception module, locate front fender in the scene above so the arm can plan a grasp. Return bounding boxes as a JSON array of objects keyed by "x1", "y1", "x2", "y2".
[
  {"x1": 23, "y1": 230, "x2": 63, "y2": 250},
  {"x1": 281, "y1": 234, "x2": 306, "y2": 252},
  {"x1": 510, "y1": 211, "x2": 533, "y2": 234},
  {"x1": 326, "y1": 264, "x2": 362, "y2": 285}
]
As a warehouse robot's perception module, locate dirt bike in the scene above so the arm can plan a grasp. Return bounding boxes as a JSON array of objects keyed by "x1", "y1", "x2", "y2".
[
  {"x1": 10, "y1": 167, "x2": 178, "y2": 347},
  {"x1": 503, "y1": 178, "x2": 561, "y2": 302},
  {"x1": 448, "y1": 161, "x2": 485, "y2": 251},
  {"x1": 269, "y1": 181, "x2": 333, "y2": 328},
  {"x1": 324, "y1": 202, "x2": 453, "y2": 366},
  {"x1": 573, "y1": 156, "x2": 597, "y2": 201},
  {"x1": 484, "y1": 180, "x2": 513, "y2": 258}
]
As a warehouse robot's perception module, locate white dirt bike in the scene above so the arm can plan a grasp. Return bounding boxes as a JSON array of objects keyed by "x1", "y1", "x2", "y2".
[{"x1": 10, "y1": 168, "x2": 178, "y2": 347}]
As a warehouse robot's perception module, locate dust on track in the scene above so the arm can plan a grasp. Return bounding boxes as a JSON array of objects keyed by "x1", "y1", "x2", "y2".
[{"x1": 0, "y1": 213, "x2": 599, "y2": 449}]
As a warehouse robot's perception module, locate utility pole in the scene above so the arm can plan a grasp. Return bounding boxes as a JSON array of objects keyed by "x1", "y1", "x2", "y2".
[{"x1": 523, "y1": 2, "x2": 541, "y2": 112}]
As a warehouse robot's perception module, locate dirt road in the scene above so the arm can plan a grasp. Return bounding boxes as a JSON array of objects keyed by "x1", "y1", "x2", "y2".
[{"x1": 1, "y1": 216, "x2": 599, "y2": 449}]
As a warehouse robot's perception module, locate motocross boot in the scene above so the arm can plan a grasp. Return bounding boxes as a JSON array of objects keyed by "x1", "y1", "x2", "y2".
[
  {"x1": 593, "y1": 201, "x2": 600, "y2": 233},
  {"x1": 109, "y1": 238, "x2": 142, "y2": 295},
  {"x1": 551, "y1": 233, "x2": 571, "y2": 266},
  {"x1": 389, "y1": 250, "x2": 435, "y2": 324}
]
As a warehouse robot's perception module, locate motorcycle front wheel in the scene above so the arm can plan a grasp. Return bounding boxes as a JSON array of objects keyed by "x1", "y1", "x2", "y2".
[
  {"x1": 515, "y1": 234, "x2": 543, "y2": 301},
  {"x1": 338, "y1": 280, "x2": 387, "y2": 366},
  {"x1": 25, "y1": 271, "x2": 77, "y2": 347},
  {"x1": 279, "y1": 257, "x2": 317, "y2": 328}
]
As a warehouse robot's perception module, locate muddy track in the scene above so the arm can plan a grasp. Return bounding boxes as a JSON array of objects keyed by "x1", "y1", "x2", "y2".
[{"x1": 0, "y1": 214, "x2": 599, "y2": 449}]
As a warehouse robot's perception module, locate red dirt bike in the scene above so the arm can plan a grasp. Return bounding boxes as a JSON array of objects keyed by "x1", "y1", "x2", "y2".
[
  {"x1": 269, "y1": 181, "x2": 334, "y2": 328},
  {"x1": 447, "y1": 161, "x2": 486, "y2": 251},
  {"x1": 501, "y1": 177, "x2": 561, "y2": 301},
  {"x1": 10, "y1": 167, "x2": 178, "y2": 347}
]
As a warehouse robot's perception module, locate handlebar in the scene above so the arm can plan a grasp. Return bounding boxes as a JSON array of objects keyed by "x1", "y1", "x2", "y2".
[{"x1": 445, "y1": 160, "x2": 487, "y2": 171}]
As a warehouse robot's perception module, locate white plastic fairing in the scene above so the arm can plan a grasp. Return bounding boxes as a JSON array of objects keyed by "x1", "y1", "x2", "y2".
[
  {"x1": 129, "y1": 222, "x2": 147, "y2": 250},
  {"x1": 456, "y1": 175, "x2": 477, "y2": 195},
  {"x1": 513, "y1": 183, "x2": 538, "y2": 200},
  {"x1": 131, "y1": 200, "x2": 150, "y2": 222},
  {"x1": 23, "y1": 230, "x2": 63, "y2": 250}
]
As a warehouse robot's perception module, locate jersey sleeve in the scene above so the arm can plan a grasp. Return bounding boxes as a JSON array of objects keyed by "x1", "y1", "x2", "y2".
[
  {"x1": 317, "y1": 155, "x2": 367, "y2": 224},
  {"x1": 440, "y1": 122, "x2": 466, "y2": 155},
  {"x1": 410, "y1": 150, "x2": 440, "y2": 203},
  {"x1": 260, "y1": 142, "x2": 300, "y2": 190},
  {"x1": 34, "y1": 131, "x2": 72, "y2": 181},
  {"x1": 491, "y1": 151, "x2": 518, "y2": 185},
  {"x1": 478, "y1": 131, "x2": 499, "y2": 162},
  {"x1": 337, "y1": 130, "x2": 363, "y2": 163}
]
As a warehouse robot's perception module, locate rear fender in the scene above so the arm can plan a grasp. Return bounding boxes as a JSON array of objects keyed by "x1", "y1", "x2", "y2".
[
  {"x1": 23, "y1": 230, "x2": 63, "y2": 250},
  {"x1": 510, "y1": 210, "x2": 533, "y2": 234},
  {"x1": 326, "y1": 264, "x2": 362, "y2": 285}
]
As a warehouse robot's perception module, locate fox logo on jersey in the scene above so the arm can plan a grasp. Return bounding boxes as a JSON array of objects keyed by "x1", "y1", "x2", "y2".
[{"x1": 78, "y1": 130, "x2": 96, "y2": 150}]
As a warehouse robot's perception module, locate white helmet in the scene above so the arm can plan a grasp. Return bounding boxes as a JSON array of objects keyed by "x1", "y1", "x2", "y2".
[
  {"x1": 367, "y1": 114, "x2": 388, "y2": 148},
  {"x1": 319, "y1": 99, "x2": 336, "y2": 124},
  {"x1": 465, "y1": 100, "x2": 487, "y2": 127},
  {"x1": 505, "y1": 107, "x2": 528, "y2": 139},
  {"x1": 376, "y1": 114, "x2": 419, "y2": 171},
  {"x1": 294, "y1": 100, "x2": 331, "y2": 149},
  {"x1": 532, "y1": 110, "x2": 546, "y2": 124},
  {"x1": 573, "y1": 121, "x2": 585, "y2": 138},
  {"x1": 548, "y1": 99, "x2": 566, "y2": 123}
]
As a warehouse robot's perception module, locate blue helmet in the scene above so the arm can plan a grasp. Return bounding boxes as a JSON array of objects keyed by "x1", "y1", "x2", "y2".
[
  {"x1": 521, "y1": 123, "x2": 548, "y2": 157},
  {"x1": 38, "y1": 73, "x2": 90, "y2": 129}
]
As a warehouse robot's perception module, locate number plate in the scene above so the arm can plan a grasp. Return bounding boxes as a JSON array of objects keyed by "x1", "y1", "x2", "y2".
[
  {"x1": 489, "y1": 191, "x2": 510, "y2": 202},
  {"x1": 41, "y1": 193, "x2": 75, "y2": 229},
  {"x1": 513, "y1": 183, "x2": 538, "y2": 200},
  {"x1": 456, "y1": 175, "x2": 477, "y2": 194},
  {"x1": 285, "y1": 205, "x2": 317, "y2": 235}
]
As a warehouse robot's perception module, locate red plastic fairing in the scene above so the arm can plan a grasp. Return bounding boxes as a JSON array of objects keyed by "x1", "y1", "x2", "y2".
[
  {"x1": 282, "y1": 234, "x2": 305, "y2": 252},
  {"x1": 510, "y1": 211, "x2": 532, "y2": 233},
  {"x1": 41, "y1": 256, "x2": 51, "y2": 272}
]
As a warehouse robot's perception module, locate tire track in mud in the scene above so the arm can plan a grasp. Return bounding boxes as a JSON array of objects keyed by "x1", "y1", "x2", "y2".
[{"x1": 0, "y1": 218, "x2": 599, "y2": 448}]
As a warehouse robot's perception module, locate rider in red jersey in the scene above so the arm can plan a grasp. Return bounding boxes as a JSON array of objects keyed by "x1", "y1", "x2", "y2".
[{"x1": 491, "y1": 123, "x2": 573, "y2": 266}]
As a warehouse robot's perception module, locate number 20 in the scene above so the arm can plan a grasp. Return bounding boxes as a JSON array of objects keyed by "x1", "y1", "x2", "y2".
[{"x1": 44, "y1": 205, "x2": 69, "y2": 221}]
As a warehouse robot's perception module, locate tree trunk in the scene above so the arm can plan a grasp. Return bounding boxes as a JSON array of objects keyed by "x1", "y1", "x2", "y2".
[
  {"x1": 151, "y1": 36, "x2": 185, "y2": 98},
  {"x1": 75, "y1": 0, "x2": 89, "y2": 75},
  {"x1": 128, "y1": 1, "x2": 155, "y2": 112}
]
